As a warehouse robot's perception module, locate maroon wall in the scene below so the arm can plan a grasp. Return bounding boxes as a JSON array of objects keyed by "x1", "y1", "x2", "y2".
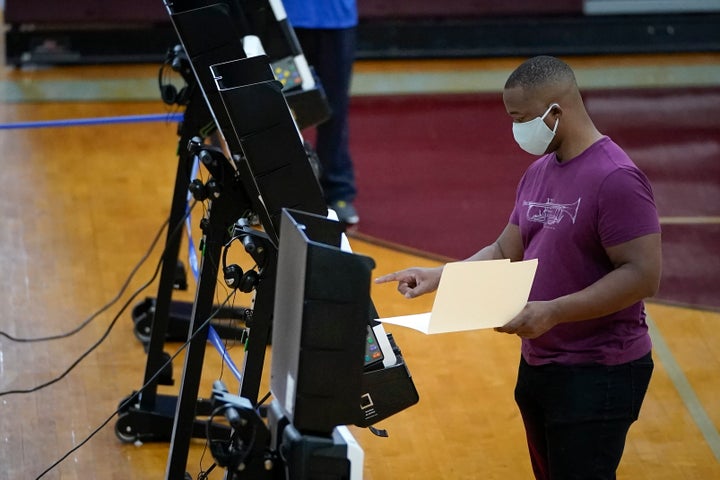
[
  {"x1": 358, "y1": 0, "x2": 583, "y2": 19},
  {"x1": 5, "y1": 0, "x2": 583, "y2": 24},
  {"x1": 4, "y1": 1, "x2": 168, "y2": 23}
]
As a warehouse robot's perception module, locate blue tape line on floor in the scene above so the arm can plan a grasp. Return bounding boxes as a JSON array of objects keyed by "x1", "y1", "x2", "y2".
[{"x1": 0, "y1": 112, "x2": 184, "y2": 130}]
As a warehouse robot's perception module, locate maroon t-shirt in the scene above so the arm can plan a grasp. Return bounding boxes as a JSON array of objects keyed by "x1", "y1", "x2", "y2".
[{"x1": 510, "y1": 136, "x2": 661, "y2": 366}]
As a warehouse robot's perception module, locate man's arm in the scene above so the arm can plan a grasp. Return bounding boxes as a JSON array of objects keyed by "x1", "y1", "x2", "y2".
[
  {"x1": 374, "y1": 223, "x2": 524, "y2": 298},
  {"x1": 496, "y1": 232, "x2": 662, "y2": 338},
  {"x1": 464, "y1": 223, "x2": 524, "y2": 262}
]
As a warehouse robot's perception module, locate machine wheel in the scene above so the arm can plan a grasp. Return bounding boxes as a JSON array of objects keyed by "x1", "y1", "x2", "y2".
[{"x1": 115, "y1": 412, "x2": 138, "y2": 443}]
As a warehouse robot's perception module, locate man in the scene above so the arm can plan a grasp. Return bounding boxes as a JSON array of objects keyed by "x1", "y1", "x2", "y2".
[
  {"x1": 375, "y1": 55, "x2": 662, "y2": 479},
  {"x1": 283, "y1": 0, "x2": 360, "y2": 224}
]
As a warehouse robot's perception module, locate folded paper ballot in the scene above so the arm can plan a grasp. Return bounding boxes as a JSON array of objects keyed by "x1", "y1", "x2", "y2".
[{"x1": 378, "y1": 258, "x2": 538, "y2": 334}]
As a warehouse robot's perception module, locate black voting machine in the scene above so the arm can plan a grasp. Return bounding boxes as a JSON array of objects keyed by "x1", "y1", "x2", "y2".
[{"x1": 115, "y1": 1, "x2": 419, "y2": 479}]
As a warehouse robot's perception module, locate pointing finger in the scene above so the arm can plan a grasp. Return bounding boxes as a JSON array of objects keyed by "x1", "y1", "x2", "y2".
[{"x1": 374, "y1": 272, "x2": 399, "y2": 284}]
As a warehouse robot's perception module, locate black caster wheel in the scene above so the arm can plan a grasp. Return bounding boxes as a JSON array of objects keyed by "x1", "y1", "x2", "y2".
[
  {"x1": 115, "y1": 412, "x2": 138, "y2": 443},
  {"x1": 132, "y1": 298, "x2": 155, "y2": 344}
]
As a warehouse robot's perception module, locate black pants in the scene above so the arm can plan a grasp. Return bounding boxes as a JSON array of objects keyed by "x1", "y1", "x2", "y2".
[
  {"x1": 294, "y1": 26, "x2": 357, "y2": 204},
  {"x1": 514, "y1": 352, "x2": 653, "y2": 480}
]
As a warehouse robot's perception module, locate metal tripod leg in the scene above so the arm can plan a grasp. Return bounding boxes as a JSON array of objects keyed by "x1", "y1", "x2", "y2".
[
  {"x1": 116, "y1": 91, "x2": 219, "y2": 443},
  {"x1": 165, "y1": 157, "x2": 255, "y2": 479}
]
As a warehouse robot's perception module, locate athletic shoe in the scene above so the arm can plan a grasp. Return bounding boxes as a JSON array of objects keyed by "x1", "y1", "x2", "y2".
[{"x1": 329, "y1": 200, "x2": 359, "y2": 225}]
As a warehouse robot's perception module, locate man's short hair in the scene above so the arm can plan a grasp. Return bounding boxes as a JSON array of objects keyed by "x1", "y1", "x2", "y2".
[{"x1": 505, "y1": 55, "x2": 576, "y2": 91}]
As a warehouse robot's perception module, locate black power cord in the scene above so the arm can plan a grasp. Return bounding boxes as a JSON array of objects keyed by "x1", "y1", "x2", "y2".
[
  {"x1": 33, "y1": 290, "x2": 238, "y2": 480},
  {"x1": 0, "y1": 201, "x2": 198, "y2": 397},
  {"x1": 0, "y1": 211, "x2": 171, "y2": 343}
]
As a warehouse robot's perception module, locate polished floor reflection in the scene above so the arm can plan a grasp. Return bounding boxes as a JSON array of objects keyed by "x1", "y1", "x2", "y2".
[{"x1": 0, "y1": 53, "x2": 718, "y2": 479}]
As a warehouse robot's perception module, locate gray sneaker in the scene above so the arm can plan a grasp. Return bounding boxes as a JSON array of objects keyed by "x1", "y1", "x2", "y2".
[{"x1": 329, "y1": 200, "x2": 359, "y2": 225}]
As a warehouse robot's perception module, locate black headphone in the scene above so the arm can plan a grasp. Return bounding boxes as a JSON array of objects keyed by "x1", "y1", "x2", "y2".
[
  {"x1": 188, "y1": 178, "x2": 222, "y2": 202},
  {"x1": 222, "y1": 237, "x2": 260, "y2": 293},
  {"x1": 158, "y1": 45, "x2": 191, "y2": 106},
  {"x1": 207, "y1": 404, "x2": 259, "y2": 471}
]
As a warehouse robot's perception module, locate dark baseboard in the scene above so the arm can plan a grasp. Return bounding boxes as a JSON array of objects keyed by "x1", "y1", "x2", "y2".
[
  {"x1": 356, "y1": 13, "x2": 720, "y2": 59},
  {"x1": 5, "y1": 13, "x2": 719, "y2": 67}
]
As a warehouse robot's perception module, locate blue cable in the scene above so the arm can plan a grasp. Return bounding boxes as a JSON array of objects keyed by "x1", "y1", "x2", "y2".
[
  {"x1": 208, "y1": 326, "x2": 244, "y2": 382},
  {"x1": 186, "y1": 155, "x2": 243, "y2": 384},
  {"x1": 186, "y1": 158, "x2": 201, "y2": 280}
]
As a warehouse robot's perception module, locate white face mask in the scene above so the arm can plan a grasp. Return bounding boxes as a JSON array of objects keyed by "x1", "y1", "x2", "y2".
[{"x1": 512, "y1": 103, "x2": 559, "y2": 155}]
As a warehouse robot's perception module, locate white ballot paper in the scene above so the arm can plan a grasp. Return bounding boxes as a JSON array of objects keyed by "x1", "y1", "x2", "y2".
[{"x1": 378, "y1": 258, "x2": 538, "y2": 334}]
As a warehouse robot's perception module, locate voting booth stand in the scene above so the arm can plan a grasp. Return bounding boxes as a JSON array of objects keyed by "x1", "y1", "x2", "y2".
[{"x1": 115, "y1": 2, "x2": 419, "y2": 479}]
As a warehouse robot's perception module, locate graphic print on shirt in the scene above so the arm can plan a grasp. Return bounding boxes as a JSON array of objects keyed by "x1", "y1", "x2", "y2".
[{"x1": 523, "y1": 197, "x2": 581, "y2": 228}]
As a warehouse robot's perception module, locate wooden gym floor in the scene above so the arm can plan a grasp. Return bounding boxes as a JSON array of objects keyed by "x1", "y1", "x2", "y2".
[{"x1": 0, "y1": 52, "x2": 719, "y2": 479}]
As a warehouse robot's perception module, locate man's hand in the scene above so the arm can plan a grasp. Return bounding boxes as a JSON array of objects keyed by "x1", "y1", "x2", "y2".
[
  {"x1": 374, "y1": 266, "x2": 443, "y2": 299},
  {"x1": 495, "y1": 301, "x2": 560, "y2": 339}
]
